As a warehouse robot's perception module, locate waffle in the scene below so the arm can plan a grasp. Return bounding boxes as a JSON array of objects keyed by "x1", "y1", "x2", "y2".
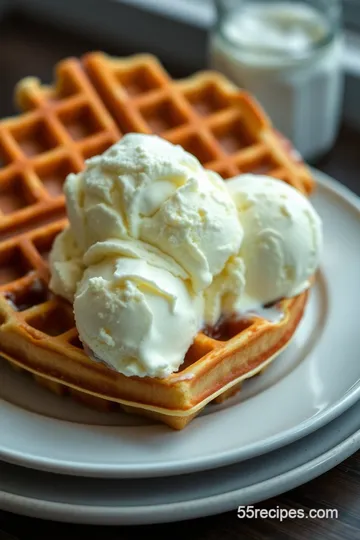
[{"x1": 0, "y1": 52, "x2": 314, "y2": 429}]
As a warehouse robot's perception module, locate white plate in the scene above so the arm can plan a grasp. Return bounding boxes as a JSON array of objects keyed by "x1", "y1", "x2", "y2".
[
  {"x1": 1, "y1": 397, "x2": 360, "y2": 525},
  {"x1": 0, "y1": 170, "x2": 359, "y2": 478}
]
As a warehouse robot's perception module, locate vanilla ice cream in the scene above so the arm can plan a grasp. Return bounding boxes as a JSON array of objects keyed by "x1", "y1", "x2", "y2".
[
  {"x1": 64, "y1": 133, "x2": 243, "y2": 291},
  {"x1": 51, "y1": 235, "x2": 205, "y2": 378},
  {"x1": 204, "y1": 255, "x2": 246, "y2": 326},
  {"x1": 74, "y1": 252, "x2": 203, "y2": 378},
  {"x1": 49, "y1": 134, "x2": 242, "y2": 377},
  {"x1": 49, "y1": 136, "x2": 322, "y2": 378},
  {"x1": 225, "y1": 174, "x2": 323, "y2": 311},
  {"x1": 48, "y1": 227, "x2": 84, "y2": 303}
]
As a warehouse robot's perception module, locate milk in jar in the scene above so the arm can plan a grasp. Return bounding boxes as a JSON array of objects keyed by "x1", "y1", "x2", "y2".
[{"x1": 209, "y1": 1, "x2": 344, "y2": 161}]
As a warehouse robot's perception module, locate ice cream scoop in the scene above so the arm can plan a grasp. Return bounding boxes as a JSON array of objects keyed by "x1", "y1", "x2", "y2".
[
  {"x1": 226, "y1": 174, "x2": 323, "y2": 311},
  {"x1": 64, "y1": 133, "x2": 243, "y2": 291},
  {"x1": 73, "y1": 254, "x2": 204, "y2": 378}
]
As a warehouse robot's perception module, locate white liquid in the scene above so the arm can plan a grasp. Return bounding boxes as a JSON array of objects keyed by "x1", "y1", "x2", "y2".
[{"x1": 210, "y1": 2, "x2": 344, "y2": 161}]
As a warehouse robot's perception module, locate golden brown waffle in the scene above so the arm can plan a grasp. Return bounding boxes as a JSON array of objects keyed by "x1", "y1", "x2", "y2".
[
  {"x1": 84, "y1": 52, "x2": 313, "y2": 193},
  {"x1": 0, "y1": 52, "x2": 314, "y2": 429}
]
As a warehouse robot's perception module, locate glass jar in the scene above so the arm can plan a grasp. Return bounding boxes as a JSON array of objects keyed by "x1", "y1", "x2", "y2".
[{"x1": 209, "y1": 0, "x2": 344, "y2": 162}]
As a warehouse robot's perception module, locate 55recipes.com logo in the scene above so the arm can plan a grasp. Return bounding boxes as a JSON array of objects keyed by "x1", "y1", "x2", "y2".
[{"x1": 237, "y1": 506, "x2": 339, "y2": 521}]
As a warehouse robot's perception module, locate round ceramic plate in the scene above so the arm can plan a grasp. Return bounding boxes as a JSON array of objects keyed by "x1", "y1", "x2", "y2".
[
  {"x1": 0, "y1": 397, "x2": 360, "y2": 525},
  {"x1": 0, "y1": 170, "x2": 359, "y2": 478}
]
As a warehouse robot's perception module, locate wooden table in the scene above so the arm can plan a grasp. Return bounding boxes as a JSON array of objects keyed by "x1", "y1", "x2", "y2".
[{"x1": 0, "y1": 12, "x2": 359, "y2": 540}]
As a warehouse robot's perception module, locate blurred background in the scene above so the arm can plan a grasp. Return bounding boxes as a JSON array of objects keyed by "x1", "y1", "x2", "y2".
[{"x1": 0, "y1": 0, "x2": 359, "y2": 187}]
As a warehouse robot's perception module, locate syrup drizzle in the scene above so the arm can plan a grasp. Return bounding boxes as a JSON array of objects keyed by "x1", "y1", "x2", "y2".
[
  {"x1": 203, "y1": 301, "x2": 285, "y2": 341},
  {"x1": 4, "y1": 279, "x2": 49, "y2": 311}
]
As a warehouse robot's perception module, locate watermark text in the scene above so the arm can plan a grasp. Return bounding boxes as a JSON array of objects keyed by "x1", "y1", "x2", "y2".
[{"x1": 237, "y1": 506, "x2": 339, "y2": 521}]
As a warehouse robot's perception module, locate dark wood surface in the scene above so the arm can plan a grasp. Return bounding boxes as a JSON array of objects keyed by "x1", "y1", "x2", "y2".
[{"x1": 0, "y1": 12, "x2": 359, "y2": 540}]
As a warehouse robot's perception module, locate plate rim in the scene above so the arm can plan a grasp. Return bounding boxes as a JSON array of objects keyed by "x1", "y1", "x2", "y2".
[
  {"x1": 0, "y1": 169, "x2": 359, "y2": 479},
  {"x1": 0, "y1": 405, "x2": 359, "y2": 525}
]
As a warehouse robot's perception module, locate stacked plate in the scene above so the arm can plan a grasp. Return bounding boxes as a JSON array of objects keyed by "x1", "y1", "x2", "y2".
[{"x1": 1, "y1": 170, "x2": 360, "y2": 526}]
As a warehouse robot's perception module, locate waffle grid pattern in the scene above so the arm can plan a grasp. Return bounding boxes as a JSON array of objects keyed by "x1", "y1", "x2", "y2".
[
  {"x1": 0, "y1": 57, "x2": 123, "y2": 361},
  {"x1": 0, "y1": 58, "x2": 120, "y2": 241},
  {"x1": 84, "y1": 53, "x2": 312, "y2": 193},
  {"x1": 0, "y1": 53, "x2": 313, "y2": 426}
]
